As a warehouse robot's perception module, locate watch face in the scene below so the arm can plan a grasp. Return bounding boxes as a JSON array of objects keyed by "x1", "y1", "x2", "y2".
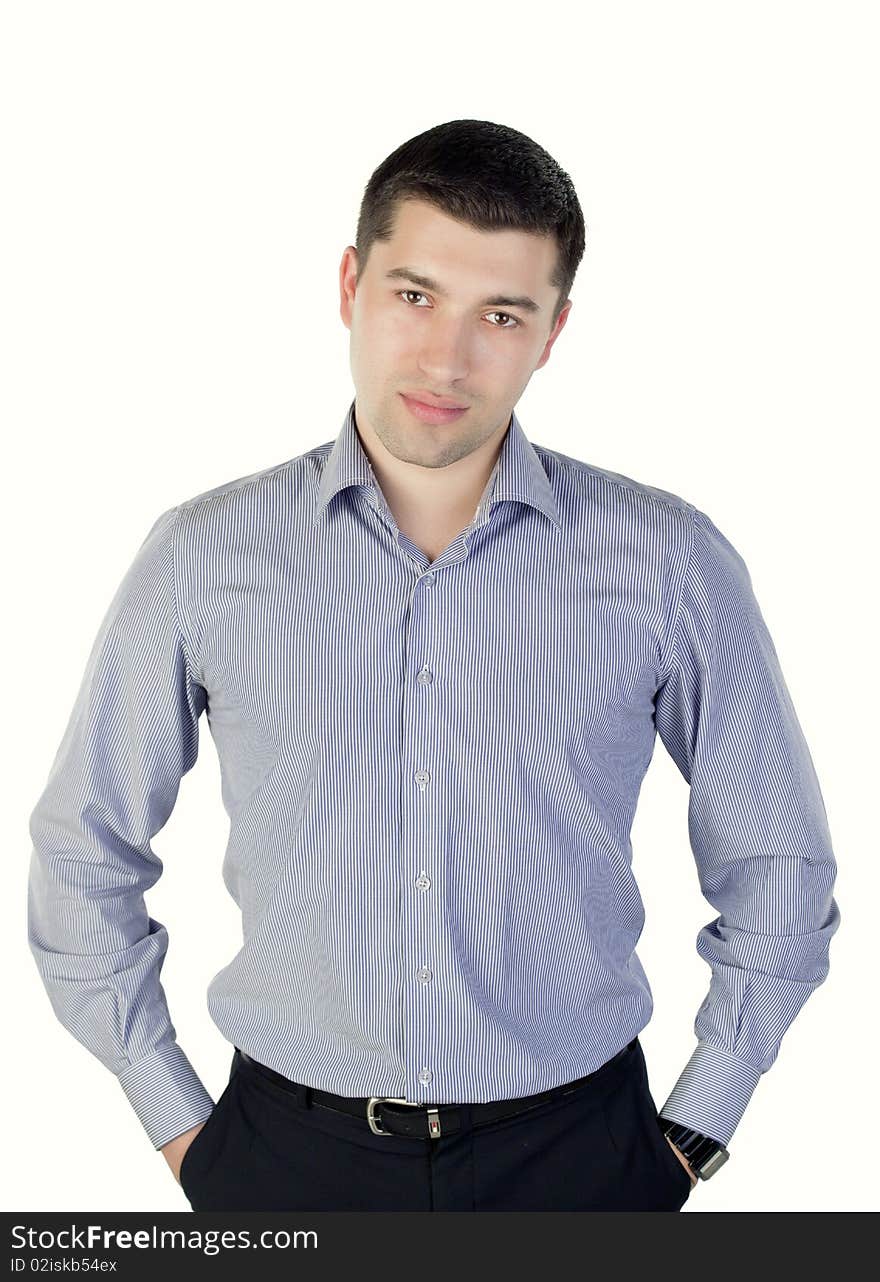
[{"x1": 696, "y1": 1147, "x2": 730, "y2": 1179}]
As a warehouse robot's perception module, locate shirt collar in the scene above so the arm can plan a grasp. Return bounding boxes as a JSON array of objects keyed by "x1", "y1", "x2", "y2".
[{"x1": 313, "y1": 398, "x2": 562, "y2": 531}]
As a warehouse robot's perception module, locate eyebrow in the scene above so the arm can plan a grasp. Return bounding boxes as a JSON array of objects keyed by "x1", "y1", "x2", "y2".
[{"x1": 384, "y1": 266, "x2": 542, "y2": 314}]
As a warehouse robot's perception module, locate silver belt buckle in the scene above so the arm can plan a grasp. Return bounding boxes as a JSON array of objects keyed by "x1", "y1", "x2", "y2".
[{"x1": 367, "y1": 1096, "x2": 443, "y2": 1138}]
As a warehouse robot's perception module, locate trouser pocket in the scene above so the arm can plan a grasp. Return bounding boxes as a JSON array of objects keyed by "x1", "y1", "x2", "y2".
[
  {"x1": 178, "y1": 1076, "x2": 238, "y2": 1204},
  {"x1": 600, "y1": 1052, "x2": 695, "y2": 1210}
]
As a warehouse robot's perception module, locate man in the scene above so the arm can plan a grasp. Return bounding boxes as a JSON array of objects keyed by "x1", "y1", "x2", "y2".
[{"x1": 27, "y1": 119, "x2": 840, "y2": 1212}]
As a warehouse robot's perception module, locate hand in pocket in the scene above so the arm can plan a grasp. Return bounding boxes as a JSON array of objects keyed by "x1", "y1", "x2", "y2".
[
  {"x1": 162, "y1": 1115, "x2": 212, "y2": 1185},
  {"x1": 665, "y1": 1135, "x2": 699, "y2": 1188}
]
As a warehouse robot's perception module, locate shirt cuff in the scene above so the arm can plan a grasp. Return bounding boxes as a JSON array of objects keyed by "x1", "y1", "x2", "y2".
[
  {"x1": 657, "y1": 1040, "x2": 763, "y2": 1147},
  {"x1": 117, "y1": 1041, "x2": 216, "y2": 1150}
]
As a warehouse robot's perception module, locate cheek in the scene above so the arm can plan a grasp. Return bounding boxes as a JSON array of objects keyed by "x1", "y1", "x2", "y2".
[
  {"x1": 351, "y1": 324, "x2": 400, "y2": 380},
  {"x1": 363, "y1": 311, "x2": 413, "y2": 359},
  {"x1": 479, "y1": 337, "x2": 531, "y2": 379}
]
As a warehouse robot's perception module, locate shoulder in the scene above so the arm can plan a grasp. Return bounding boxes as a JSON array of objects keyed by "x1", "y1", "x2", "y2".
[
  {"x1": 166, "y1": 444, "x2": 333, "y2": 538},
  {"x1": 533, "y1": 441, "x2": 698, "y2": 538}
]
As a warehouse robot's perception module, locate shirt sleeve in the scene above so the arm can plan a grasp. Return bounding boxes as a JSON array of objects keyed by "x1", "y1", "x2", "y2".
[
  {"x1": 652, "y1": 505, "x2": 841, "y2": 1147},
  {"x1": 27, "y1": 504, "x2": 215, "y2": 1150}
]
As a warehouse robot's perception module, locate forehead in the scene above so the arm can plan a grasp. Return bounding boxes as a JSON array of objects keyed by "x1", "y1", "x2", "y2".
[{"x1": 374, "y1": 197, "x2": 558, "y2": 292}]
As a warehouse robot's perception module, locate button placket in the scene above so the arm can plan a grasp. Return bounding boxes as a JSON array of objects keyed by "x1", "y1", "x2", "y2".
[{"x1": 400, "y1": 566, "x2": 444, "y2": 1098}]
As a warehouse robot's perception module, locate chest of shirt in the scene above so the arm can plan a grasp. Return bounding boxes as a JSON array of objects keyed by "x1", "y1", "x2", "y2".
[{"x1": 182, "y1": 501, "x2": 669, "y2": 814}]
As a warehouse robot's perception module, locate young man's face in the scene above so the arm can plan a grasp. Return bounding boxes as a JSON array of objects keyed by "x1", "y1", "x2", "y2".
[{"x1": 339, "y1": 197, "x2": 572, "y2": 471}]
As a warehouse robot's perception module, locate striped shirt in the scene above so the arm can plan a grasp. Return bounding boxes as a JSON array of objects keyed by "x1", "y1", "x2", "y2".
[{"x1": 27, "y1": 398, "x2": 840, "y2": 1152}]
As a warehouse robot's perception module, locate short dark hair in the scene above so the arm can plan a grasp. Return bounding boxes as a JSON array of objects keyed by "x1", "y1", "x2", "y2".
[{"x1": 354, "y1": 119, "x2": 586, "y2": 331}]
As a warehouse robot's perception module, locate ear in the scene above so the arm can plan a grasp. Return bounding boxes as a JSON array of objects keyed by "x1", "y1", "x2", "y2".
[
  {"x1": 534, "y1": 299, "x2": 573, "y2": 371},
  {"x1": 339, "y1": 246, "x2": 359, "y2": 330}
]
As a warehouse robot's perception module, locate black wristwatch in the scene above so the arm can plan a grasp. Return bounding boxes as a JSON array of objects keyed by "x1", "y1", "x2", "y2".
[{"x1": 660, "y1": 1118, "x2": 730, "y2": 1180}]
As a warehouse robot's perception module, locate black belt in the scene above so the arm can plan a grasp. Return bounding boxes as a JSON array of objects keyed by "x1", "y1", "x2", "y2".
[{"x1": 236, "y1": 1037, "x2": 637, "y2": 1140}]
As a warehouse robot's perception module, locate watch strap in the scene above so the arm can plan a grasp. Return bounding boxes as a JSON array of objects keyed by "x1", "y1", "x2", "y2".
[{"x1": 661, "y1": 1119, "x2": 730, "y2": 1180}]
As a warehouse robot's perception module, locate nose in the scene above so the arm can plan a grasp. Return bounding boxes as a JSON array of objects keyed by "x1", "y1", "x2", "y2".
[{"x1": 417, "y1": 320, "x2": 471, "y2": 388}]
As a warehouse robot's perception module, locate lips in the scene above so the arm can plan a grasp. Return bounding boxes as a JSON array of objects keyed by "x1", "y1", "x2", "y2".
[
  {"x1": 404, "y1": 391, "x2": 467, "y2": 409},
  {"x1": 400, "y1": 393, "x2": 469, "y2": 425}
]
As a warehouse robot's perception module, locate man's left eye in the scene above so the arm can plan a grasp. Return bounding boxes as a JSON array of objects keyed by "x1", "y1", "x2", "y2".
[{"x1": 487, "y1": 312, "x2": 519, "y2": 328}]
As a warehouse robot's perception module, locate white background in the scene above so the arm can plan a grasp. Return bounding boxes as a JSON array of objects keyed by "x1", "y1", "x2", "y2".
[{"x1": 3, "y1": 0, "x2": 876, "y2": 1213}]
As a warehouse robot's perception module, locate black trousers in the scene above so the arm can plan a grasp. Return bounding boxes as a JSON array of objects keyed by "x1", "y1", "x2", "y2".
[{"x1": 178, "y1": 1036, "x2": 695, "y2": 1212}]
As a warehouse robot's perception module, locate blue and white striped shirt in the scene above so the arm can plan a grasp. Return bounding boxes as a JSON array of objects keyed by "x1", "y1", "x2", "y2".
[{"x1": 27, "y1": 398, "x2": 840, "y2": 1152}]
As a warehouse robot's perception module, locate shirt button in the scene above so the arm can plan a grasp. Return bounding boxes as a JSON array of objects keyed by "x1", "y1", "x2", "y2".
[
  {"x1": 416, "y1": 967, "x2": 433, "y2": 983},
  {"x1": 414, "y1": 769, "x2": 430, "y2": 786},
  {"x1": 418, "y1": 1068, "x2": 433, "y2": 1085},
  {"x1": 415, "y1": 873, "x2": 431, "y2": 891},
  {"x1": 416, "y1": 666, "x2": 433, "y2": 685},
  {"x1": 423, "y1": 572, "x2": 436, "y2": 587}
]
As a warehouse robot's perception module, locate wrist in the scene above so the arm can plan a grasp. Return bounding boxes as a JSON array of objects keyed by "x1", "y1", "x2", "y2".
[
  {"x1": 660, "y1": 1118, "x2": 730, "y2": 1180},
  {"x1": 161, "y1": 1120, "x2": 206, "y2": 1157}
]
